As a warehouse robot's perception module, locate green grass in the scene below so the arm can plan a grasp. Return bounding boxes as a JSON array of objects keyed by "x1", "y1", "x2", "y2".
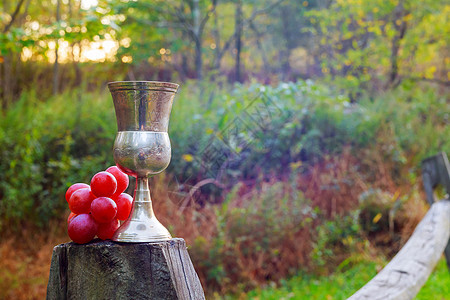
[
  {"x1": 225, "y1": 257, "x2": 449, "y2": 300},
  {"x1": 416, "y1": 257, "x2": 450, "y2": 300}
]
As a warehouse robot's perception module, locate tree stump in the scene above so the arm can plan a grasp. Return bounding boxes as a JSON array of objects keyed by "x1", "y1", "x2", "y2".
[{"x1": 46, "y1": 238, "x2": 205, "y2": 300}]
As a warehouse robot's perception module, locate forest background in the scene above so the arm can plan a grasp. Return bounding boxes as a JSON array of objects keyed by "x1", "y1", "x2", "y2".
[{"x1": 0, "y1": 0, "x2": 449, "y2": 299}]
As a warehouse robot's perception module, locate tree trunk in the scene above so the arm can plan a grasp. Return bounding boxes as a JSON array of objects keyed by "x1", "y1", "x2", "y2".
[
  {"x1": 234, "y1": 0, "x2": 243, "y2": 83},
  {"x1": 388, "y1": 0, "x2": 408, "y2": 89},
  {"x1": 53, "y1": 0, "x2": 61, "y2": 95},
  {"x1": 192, "y1": 0, "x2": 202, "y2": 80},
  {"x1": 1, "y1": 0, "x2": 26, "y2": 108},
  {"x1": 212, "y1": 3, "x2": 221, "y2": 71},
  {"x1": 181, "y1": 52, "x2": 189, "y2": 80},
  {"x1": 2, "y1": 0, "x2": 25, "y2": 34},
  {"x1": 1, "y1": 55, "x2": 12, "y2": 109},
  {"x1": 280, "y1": 5, "x2": 292, "y2": 81},
  {"x1": 194, "y1": 38, "x2": 203, "y2": 80},
  {"x1": 249, "y1": 20, "x2": 270, "y2": 76}
]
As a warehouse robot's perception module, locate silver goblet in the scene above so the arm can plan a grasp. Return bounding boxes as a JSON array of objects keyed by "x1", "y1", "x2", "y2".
[{"x1": 108, "y1": 81, "x2": 178, "y2": 242}]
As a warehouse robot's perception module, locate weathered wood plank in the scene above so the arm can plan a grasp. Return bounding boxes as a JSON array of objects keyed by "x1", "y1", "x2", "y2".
[
  {"x1": 347, "y1": 200, "x2": 450, "y2": 300},
  {"x1": 162, "y1": 239, "x2": 205, "y2": 300},
  {"x1": 46, "y1": 238, "x2": 205, "y2": 300}
]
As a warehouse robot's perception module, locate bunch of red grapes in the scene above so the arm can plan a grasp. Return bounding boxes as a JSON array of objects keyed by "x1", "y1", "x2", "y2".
[{"x1": 65, "y1": 166, "x2": 133, "y2": 244}]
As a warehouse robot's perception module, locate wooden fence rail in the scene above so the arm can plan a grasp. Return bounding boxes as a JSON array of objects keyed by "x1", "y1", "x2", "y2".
[{"x1": 347, "y1": 199, "x2": 450, "y2": 300}]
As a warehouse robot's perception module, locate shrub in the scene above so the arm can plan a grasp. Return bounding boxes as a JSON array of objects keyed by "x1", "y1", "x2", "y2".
[
  {"x1": 171, "y1": 80, "x2": 382, "y2": 192},
  {"x1": 0, "y1": 89, "x2": 115, "y2": 230},
  {"x1": 188, "y1": 180, "x2": 316, "y2": 294}
]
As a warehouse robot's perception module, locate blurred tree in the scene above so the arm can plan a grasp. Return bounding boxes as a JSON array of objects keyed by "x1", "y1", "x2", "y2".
[
  {"x1": 212, "y1": 0, "x2": 288, "y2": 81},
  {"x1": 1, "y1": 0, "x2": 447, "y2": 104},
  {"x1": 268, "y1": 0, "x2": 319, "y2": 80},
  {"x1": 235, "y1": 0, "x2": 242, "y2": 82},
  {"x1": 1, "y1": 0, "x2": 27, "y2": 108},
  {"x1": 109, "y1": 0, "x2": 216, "y2": 80},
  {"x1": 109, "y1": 0, "x2": 287, "y2": 82},
  {"x1": 53, "y1": 0, "x2": 61, "y2": 95},
  {"x1": 306, "y1": 0, "x2": 449, "y2": 98},
  {"x1": 0, "y1": 0, "x2": 116, "y2": 107}
]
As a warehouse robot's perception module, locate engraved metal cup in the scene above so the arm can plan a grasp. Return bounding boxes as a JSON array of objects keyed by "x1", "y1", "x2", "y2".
[{"x1": 108, "y1": 81, "x2": 178, "y2": 242}]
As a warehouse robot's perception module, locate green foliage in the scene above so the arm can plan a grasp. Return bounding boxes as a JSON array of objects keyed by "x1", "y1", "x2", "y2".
[
  {"x1": 0, "y1": 89, "x2": 115, "y2": 230},
  {"x1": 0, "y1": 0, "x2": 117, "y2": 58},
  {"x1": 312, "y1": 211, "x2": 361, "y2": 269},
  {"x1": 172, "y1": 80, "x2": 381, "y2": 186},
  {"x1": 105, "y1": 0, "x2": 189, "y2": 64},
  {"x1": 357, "y1": 189, "x2": 402, "y2": 233},
  {"x1": 360, "y1": 83, "x2": 450, "y2": 166}
]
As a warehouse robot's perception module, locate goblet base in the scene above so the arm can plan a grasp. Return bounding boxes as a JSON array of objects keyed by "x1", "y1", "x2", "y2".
[{"x1": 113, "y1": 215, "x2": 172, "y2": 243}]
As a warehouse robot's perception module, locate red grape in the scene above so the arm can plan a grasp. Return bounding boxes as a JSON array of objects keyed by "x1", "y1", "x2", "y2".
[
  {"x1": 68, "y1": 214, "x2": 98, "y2": 244},
  {"x1": 67, "y1": 212, "x2": 78, "y2": 224},
  {"x1": 106, "y1": 166, "x2": 129, "y2": 198},
  {"x1": 65, "y1": 183, "x2": 89, "y2": 202},
  {"x1": 97, "y1": 219, "x2": 120, "y2": 240},
  {"x1": 90, "y1": 197, "x2": 117, "y2": 223},
  {"x1": 90, "y1": 171, "x2": 117, "y2": 197},
  {"x1": 114, "y1": 193, "x2": 133, "y2": 221},
  {"x1": 69, "y1": 188, "x2": 95, "y2": 214}
]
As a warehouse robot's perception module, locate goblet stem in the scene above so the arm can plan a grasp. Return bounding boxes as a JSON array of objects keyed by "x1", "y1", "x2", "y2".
[
  {"x1": 132, "y1": 177, "x2": 155, "y2": 219},
  {"x1": 112, "y1": 176, "x2": 172, "y2": 242}
]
